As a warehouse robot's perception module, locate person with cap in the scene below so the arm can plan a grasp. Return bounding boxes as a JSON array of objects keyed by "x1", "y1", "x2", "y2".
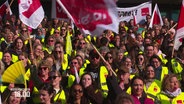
[{"x1": 82, "y1": 49, "x2": 109, "y2": 98}]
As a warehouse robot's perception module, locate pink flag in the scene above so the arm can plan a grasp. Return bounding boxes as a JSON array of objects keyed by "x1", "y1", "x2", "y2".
[
  {"x1": 18, "y1": 0, "x2": 44, "y2": 29},
  {"x1": 174, "y1": 0, "x2": 184, "y2": 50},
  {"x1": 149, "y1": 4, "x2": 163, "y2": 28},
  {"x1": 56, "y1": 0, "x2": 119, "y2": 36},
  {"x1": 0, "y1": 1, "x2": 12, "y2": 19},
  {"x1": 51, "y1": 0, "x2": 68, "y2": 21}
]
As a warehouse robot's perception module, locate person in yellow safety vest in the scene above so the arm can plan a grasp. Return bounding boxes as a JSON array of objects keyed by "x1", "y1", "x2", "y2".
[
  {"x1": 43, "y1": 35, "x2": 56, "y2": 56},
  {"x1": 49, "y1": 18, "x2": 61, "y2": 35},
  {"x1": 156, "y1": 74, "x2": 184, "y2": 104},
  {"x1": 18, "y1": 52, "x2": 32, "y2": 81},
  {"x1": 153, "y1": 42, "x2": 168, "y2": 65},
  {"x1": 65, "y1": 57, "x2": 82, "y2": 88},
  {"x1": 82, "y1": 49, "x2": 109, "y2": 98},
  {"x1": 0, "y1": 31, "x2": 14, "y2": 51},
  {"x1": 35, "y1": 28, "x2": 45, "y2": 44},
  {"x1": 144, "y1": 65, "x2": 161, "y2": 102},
  {"x1": 2, "y1": 51, "x2": 14, "y2": 69},
  {"x1": 29, "y1": 60, "x2": 51, "y2": 104},
  {"x1": 121, "y1": 56, "x2": 137, "y2": 80},
  {"x1": 169, "y1": 45, "x2": 184, "y2": 80},
  {"x1": 52, "y1": 45, "x2": 68, "y2": 74},
  {"x1": 49, "y1": 70, "x2": 67, "y2": 103},
  {"x1": 9, "y1": 37, "x2": 28, "y2": 63},
  {"x1": 170, "y1": 58, "x2": 183, "y2": 80},
  {"x1": 149, "y1": 54, "x2": 170, "y2": 83}
]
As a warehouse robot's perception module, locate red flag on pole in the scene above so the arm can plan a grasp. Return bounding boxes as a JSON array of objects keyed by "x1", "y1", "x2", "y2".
[
  {"x1": 51, "y1": 0, "x2": 68, "y2": 21},
  {"x1": 174, "y1": 0, "x2": 184, "y2": 50},
  {"x1": 0, "y1": 1, "x2": 12, "y2": 19},
  {"x1": 56, "y1": 0, "x2": 119, "y2": 36},
  {"x1": 149, "y1": 4, "x2": 163, "y2": 28},
  {"x1": 18, "y1": 0, "x2": 44, "y2": 29}
]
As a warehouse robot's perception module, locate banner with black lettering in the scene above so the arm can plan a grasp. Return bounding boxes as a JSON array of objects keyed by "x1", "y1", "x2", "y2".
[{"x1": 117, "y1": 2, "x2": 152, "y2": 24}]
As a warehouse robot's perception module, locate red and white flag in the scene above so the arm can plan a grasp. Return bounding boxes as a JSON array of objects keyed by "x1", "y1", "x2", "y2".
[
  {"x1": 51, "y1": 0, "x2": 68, "y2": 21},
  {"x1": 174, "y1": 0, "x2": 184, "y2": 50},
  {"x1": 56, "y1": 0, "x2": 119, "y2": 36},
  {"x1": 18, "y1": 0, "x2": 44, "y2": 29},
  {"x1": 149, "y1": 4, "x2": 163, "y2": 28},
  {"x1": 0, "y1": 1, "x2": 12, "y2": 19}
]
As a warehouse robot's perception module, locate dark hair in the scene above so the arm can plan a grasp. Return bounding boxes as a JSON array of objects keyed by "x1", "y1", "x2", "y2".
[
  {"x1": 131, "y1": 76, "x2": 145, "y2": 87},
  {"x1": 149, "y1": 54, "x2": 162, "y2": 64},
  {"x1": 39, "y1": 83, "x2": 55, "y2": 95},
  {"x1": 79, "y1": 72, "x2": 96, "y2": 88},
  {"x1": 131, "y1": 76, "x2": 147, "y2": 104},
  {"x1": 104, "y1": 52, "x2": 113, "y2": 60},
  {"x1": 115, "y1": 93, "x2": 134, "y2": 104}
]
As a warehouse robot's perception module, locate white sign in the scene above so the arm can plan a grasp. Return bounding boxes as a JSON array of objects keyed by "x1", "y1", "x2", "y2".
[{"x1": 117, "y1": 2, "x2": 152, "y2": 24}]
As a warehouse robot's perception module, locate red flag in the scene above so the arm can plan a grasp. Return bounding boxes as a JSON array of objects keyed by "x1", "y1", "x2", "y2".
[
  {"x1": 174, "y1": 0, "x2": 184, "y2": 50},
  {"x1": 51, "y1": 0, "x2": 68, "y2": 21},
  {"x1": 0, "y1": 1, "x2": 12, "y2": 19},
  {"x1": 18, "y1": 0, "x2": 44, "y2": 29},
  {"x1": 56, "y1": 0, "x2": 119, "y2": 36},
  {"x1": 149, "y1": 4, "x2": 163, "y2": 28}
]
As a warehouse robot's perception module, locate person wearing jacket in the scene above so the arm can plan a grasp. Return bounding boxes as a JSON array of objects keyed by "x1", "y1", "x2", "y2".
[
  {"x1": 157, "y1": 74, "x2": 184, "y2": 104},
  {"x1": 80, "y1": 73, "x2": 104, "y2": 104},
  {"x1": 131, "y1": 76, "x2": 154, "y2": 104}
]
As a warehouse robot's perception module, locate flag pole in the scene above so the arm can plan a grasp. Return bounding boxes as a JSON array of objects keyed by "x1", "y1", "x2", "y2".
[
  {"x1": 164, "y1": 23, "x2": 178, "y2": 36},
  {"x1": 9, "y1": 0, "x2": 14, "y2": 7},
  {"x1": 86, "y1": 36, "x2": 117, "y2": 77},
  {"x1": 171, "y1": 23, "x2": 178, "y2": 58}
]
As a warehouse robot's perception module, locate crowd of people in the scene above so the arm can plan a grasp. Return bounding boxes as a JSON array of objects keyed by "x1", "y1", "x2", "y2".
[{"x1": 0, "y1": 9, "x2": 184, "y2": 104}]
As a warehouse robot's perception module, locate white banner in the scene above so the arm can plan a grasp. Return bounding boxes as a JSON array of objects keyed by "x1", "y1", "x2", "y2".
[{"x1": 117, "y1": 2, "x2": 152, "y2": 24}]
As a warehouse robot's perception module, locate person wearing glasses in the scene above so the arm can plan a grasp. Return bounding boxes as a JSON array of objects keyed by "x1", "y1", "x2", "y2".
[
  {"x1": 49, "y1": 70, "x2": 67, "y2": 104},
  {"x1": 43, "y1": 35, "x2": 56, "y2": 56},
  {"x1": 149, "y1": 54, "x2": 170, "y2": 83},
  {"x1": 52, "y1": 45, "x2": 68, "y2": 74},
  {"x1": 65, "y1": 58, "x2": 81, "y2": 88},
  {"x1": 67, "y1": 84, "x2": 89, "y2": 104},
  {"x1": 134, "y1": 53, "x2": 146, "y2": 77},
  {"x1": 105, "y1": 52, "x2": 118, "y2": 73},
  {"x1": 29, "y1": 59, "x2": 52, "y2": 103},
  {"x1": 82, "y1": 49, "x2": 109, "y2": 98}
]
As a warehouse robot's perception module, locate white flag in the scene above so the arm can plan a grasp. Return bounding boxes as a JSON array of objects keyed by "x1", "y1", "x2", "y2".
[
  {"x1": 149, "y1": 4, "x2": 163, "y2": 28},
  {"x1": 0, "y1": 1, "x2": 12, "y2": 19},
  {"x1": 56, "y1": 0, "x2": 119, "y2": 36},
  {"x1": 174, "y1": 0, "x2": 184, "y2": 50},
  {"x1": 18, "y1": 0, "x2": 44, "y2": 29}
]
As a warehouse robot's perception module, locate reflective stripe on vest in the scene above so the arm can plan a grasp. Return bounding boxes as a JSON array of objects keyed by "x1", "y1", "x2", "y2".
[
  {"x1": 171, "y1": 58, "x2": 183, "y2": 80},
  {"x1": 157, "y1": 92, "x2": 184, "y2": 104},
  {"x1": 144, "y1": 79, "x2": 161, "y2": 101},
  {"x1": 62, "y1": 54, "x2": 68, "y2": 70},
  {"x1": 160, "y1": 67, "x2": 169, "y2": 83},
  {"x1": 158, "y1": 54, "x2": 168, "y2": 65},
  {"x1": 0, "y1": 51, "x2": 3, "y2": 60},
  {"x1": 12, "y1": 54, "x2": 19, "y2": 63},
  {"x1": 99, "y1": 66, "x2": 109, "y2": 98},
  {"x1": 53, "y1": 90, "x2": 66, "y2": 104}
]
